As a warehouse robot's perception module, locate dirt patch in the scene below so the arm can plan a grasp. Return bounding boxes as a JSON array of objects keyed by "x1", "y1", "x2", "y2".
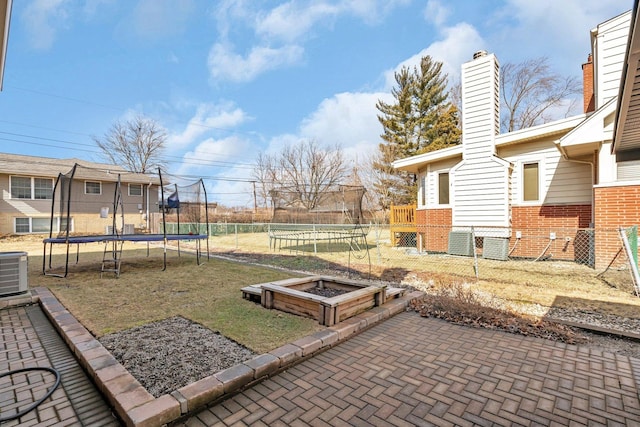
[{"x1": 303, "y1": 285, "x2": 352, "y2": 298}]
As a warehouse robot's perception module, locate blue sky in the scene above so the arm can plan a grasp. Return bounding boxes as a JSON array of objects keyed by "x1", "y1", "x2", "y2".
[{"x1": 0, "y1": 0, "x2": 632, "y2": 207}]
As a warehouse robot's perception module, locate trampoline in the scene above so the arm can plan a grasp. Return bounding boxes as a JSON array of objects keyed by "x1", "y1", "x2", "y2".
[{"x1": 43, "y1": 165, "x2": 211, "y2": 277}]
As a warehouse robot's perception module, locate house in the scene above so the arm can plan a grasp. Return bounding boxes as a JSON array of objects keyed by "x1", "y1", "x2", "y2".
[
  {"x1": 0, "y1": 153, "x2": 160, "y2": 235},
  {"x1": 393, "y1": 9, "x2": 638, "y2": 269}
]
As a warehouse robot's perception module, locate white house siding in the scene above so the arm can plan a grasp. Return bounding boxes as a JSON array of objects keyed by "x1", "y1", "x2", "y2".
[
  {"x1": 594, "y1": 11, "x2": 630, "y2": 108},
  {"x1": 461, "y1": 53, "x2": 500, "y2": 162},
  {"x1": 423, "y1": 157, "x2": 460, "y2": 209},
  {"x1": 450, "y1": 157, "x2": 510, "y2": 229},
  {"x1": 500, "y1": 140, "x2": 592, "y2": 206}
]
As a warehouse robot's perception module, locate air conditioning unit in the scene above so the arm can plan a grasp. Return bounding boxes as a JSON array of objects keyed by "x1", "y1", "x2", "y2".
[
  {"x1": 448, "y1": 231, "x2": 474, "y2": 256},
  {"x1": 0, "y1": 252, "x2": 28, "y2": 297},
  {"x1": 483, "y1": 237, "x2": 509, "y2": 261}
]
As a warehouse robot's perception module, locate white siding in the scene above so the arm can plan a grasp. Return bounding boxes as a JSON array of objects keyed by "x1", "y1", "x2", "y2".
[
  {"x1": 451, "y1": 158, "x2": 510, "y2": 227},
  {"x1": 461, "y1": 54, "x2": 499, "y2": 161},
  {"x1": 424, "y1": 157, "x2": 460, "y2": 208},
  {"x1": 594, "y1": 12, "x2": 630, "y2": 108},
  {"x1": 500, "y1": 140, "x2": 592, "y2": 205}
]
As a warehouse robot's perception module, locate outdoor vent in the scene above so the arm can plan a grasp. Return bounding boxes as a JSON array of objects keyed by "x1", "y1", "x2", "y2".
[
  {"x1": 448, "y1": 231, "x2": 474, "y2": 257},
  {"x1": 0, "y1": 252, "x2": 28, "y2": 297},
  {"x1": 483, "y1": 237, "x2": 509, "y2": 261}
]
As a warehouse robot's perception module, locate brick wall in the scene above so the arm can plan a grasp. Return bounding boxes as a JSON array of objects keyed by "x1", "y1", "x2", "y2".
[
  {"x1": 509, "y1": 204, "x2": 592, "y2": 262},
  {"x1": 416, "y1": 208, "x2": 452, "y2": 253},
  {"x1": 594, "y1": 185, "x2": 640, "y2": 269}
]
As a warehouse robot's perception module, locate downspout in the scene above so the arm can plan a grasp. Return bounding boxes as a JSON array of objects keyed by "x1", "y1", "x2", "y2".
[{"x1": 555, "y1": 141, "x2": 599, "y2": 227}]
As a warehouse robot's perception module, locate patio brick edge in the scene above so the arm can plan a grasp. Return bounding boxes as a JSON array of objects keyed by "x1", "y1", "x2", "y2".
[{"x1": 32, "y1": 286, "x2": 424, "y2": 426}]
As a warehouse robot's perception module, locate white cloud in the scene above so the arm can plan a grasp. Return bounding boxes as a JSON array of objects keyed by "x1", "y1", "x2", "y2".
[
  {"x1": 208, "y1": 42, "x2": 304, "y2": 83},
  {"x1": 22, "y1": 0, "x2": 72, "y2": 50},
  {"x1": 209, "y1": 0, "x2": 411, "y2": 83},
  {"x1": 168, "y1": 102, "x2": 249, "y2": 149},
  {"x1": 300, "y1": 92, "x2": 388, "y2": 157},
  {"x1": 423, "y1": 0, "x2": 449, "y2": 27},
  {"x1": 383, "y1": 22, "x2": 484, "y2": 89},
  {"x1": 256, "y1": 2, "x2": 340, "y2": 42}
]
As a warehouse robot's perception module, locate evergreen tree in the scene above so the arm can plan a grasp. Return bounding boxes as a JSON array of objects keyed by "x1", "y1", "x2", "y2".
[{"x1": 374, "y1": 56, "x2": 460, "y2": 208}]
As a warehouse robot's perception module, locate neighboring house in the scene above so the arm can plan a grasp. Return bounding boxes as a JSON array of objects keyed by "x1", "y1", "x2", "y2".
[
  {"x1": 0, "y1": 153, "x2": 160, "y2": 235},
  {"x1": 393, "y1": 9, "x2": 638, "y2": 269}
]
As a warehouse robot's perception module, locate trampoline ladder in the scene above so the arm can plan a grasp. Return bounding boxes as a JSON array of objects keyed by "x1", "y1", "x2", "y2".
[{"x1": 101, "y1": 240, "x2": 123, "y2": 277}]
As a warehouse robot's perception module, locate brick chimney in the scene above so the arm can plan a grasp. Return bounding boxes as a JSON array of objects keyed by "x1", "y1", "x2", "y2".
[{"x1": 582, "y1": 53, "x2": 595, "y2": 113}]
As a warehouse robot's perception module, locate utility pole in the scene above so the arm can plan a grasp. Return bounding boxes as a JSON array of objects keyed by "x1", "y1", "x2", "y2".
[{"x1": 252, "y1": 181, "x2": 257, "y2": 213}]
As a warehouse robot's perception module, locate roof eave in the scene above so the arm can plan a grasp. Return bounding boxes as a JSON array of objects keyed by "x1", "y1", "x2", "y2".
[{"x1": 0, "y1": 0, "x2": 12, "y2": 91}]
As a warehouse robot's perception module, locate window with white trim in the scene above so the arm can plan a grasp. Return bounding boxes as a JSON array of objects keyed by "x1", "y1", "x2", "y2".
[
  {"x1": 85, "y1": 181, "x2": 102, "y2": 195},
  {"x1": 129, "y1": 183, "x2": 143, "y2": 196},
  {"x1": 420, "y1": 175, "x2": 426, "y2": 207},
  {"x1": 523, "y1": 162, "x2": 539, "y2": 202},
  {"x1": 14, "y1": 217, "x2": 72, "y2": 234},
  {"x1": 10, "y1": 176, "x2": 53, "y2": 199}
]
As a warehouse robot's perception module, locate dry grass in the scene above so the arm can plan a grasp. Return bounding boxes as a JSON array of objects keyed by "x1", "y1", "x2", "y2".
[
  {"x1": 5, "y1": 229, "x2": 640, "y2": 353},
  {"x1": 20, "y1": 239, "x2": 323, "y2": 353},
  {"x1": 205, "y1": 231, "x2": 640, "y2": 319}
]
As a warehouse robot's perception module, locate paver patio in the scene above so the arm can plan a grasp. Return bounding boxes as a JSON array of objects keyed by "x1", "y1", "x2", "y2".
[{"x1": 178, "y1": 311, "x2": 640, "y2": 426}]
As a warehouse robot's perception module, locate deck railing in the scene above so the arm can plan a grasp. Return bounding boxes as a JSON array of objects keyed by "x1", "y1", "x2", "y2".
[{"x1": 389, "y1": 204, "x2": 417, "y2": 246}]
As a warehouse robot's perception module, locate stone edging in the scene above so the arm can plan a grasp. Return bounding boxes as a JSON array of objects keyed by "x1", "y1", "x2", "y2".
[{"x1": 31, "y1": 287, "x2": 424, "y2": 427}]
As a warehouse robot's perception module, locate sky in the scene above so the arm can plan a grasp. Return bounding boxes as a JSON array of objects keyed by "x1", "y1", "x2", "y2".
[{"x1": 0, "y1": 0, "x2": 633, "y2": 207}]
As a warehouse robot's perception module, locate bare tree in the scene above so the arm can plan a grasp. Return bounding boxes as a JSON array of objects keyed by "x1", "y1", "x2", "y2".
[
  {"x1": 252, "y1": 140, "x2": 347, "y2": 210},
  {"x1": 501, "y1": 57, "x2": 581, "y2": 132},
  {"x1": 251, "y1": 152, "x2": 278, "y2": 208},
  {"x1": 94, "y1": 115, "x2": 167, "y2": 173}
]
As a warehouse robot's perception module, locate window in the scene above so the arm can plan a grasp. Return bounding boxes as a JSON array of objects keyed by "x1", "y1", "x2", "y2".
[
  {"x1": 32, "y1": 218, "x2": 51, "y2": 233},
  {"x1": 523, "y1": 163, "x2": 539, "y2": 202},
  {"x1": 438, "y1": 172, "x2": 449, "y2": 205},
  {"x1": 129, "y1": 184, "x2": 143, "y2": 196},
  {"x1": 420, "y1": 175, "x2": 426, "y2": 207},
  {"x1": 11, "y1": 177, "x2": 33, "y2": 199},
  {"x1": 14, "y1": 217, "x2": 72, "y2": 234},
  {"x1": 85, "y1": 181, "x2": 101, "y2": 195},
  {"x1": 15, "y1": 218, "x2": 30, "y2": 233},
  {"x1": 34, "y1": 178, "x2": 53, "y2": 199},
  {"x1": 10, "y1": 176, "x2": 53, "y2": 199}
]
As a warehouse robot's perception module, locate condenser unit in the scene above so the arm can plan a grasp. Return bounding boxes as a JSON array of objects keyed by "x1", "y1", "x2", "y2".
[
  {"x1": 447, "y1": 231, "x2": 474, "y2": 256},
  {"x1": 0, "y1": 252, "x2": 28, "y2": 297},
  {"x1": 483, "y1": 237, "x2": 509, "y2": 261}
]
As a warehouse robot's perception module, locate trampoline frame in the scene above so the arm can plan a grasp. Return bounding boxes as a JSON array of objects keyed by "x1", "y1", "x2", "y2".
[{"x1": 43, "y1": 166, "x2": 211, "y2": 277}]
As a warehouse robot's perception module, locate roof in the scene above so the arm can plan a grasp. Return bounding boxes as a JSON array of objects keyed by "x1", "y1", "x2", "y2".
[
  {"x1": 0, "y1": 153, "x2": 161, "y2": 184},
  {"x1": 612, "y1": 0, "x2": 640, "y2": 153},
  {"x1": 393, "y1": 115, "x2": 583, "y2": 173},
  {"x1": 0, "y1": 0, "x2": 11, "y2": 91}
]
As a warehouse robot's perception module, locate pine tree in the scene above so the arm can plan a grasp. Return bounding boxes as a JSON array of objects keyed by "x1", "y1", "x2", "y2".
[{"x1": 374, "y1": 56, "x2": 461, "y2": 208}]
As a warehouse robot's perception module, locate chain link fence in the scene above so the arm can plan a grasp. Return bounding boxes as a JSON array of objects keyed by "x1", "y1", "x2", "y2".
[{"x1": 165, "y1": 221, "x2": 639, "y2": 297}]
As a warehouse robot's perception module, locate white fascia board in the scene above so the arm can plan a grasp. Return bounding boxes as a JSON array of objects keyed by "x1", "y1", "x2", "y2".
[
  {"x1": 495, "y1": 115, "x2": 585, "y2": 147},
  {"x1": 560, "y1": 97, "x2": 616, "y2": 148},
  {"x1": 392, "y1": 145, "x2": 463, "y2": 174}
]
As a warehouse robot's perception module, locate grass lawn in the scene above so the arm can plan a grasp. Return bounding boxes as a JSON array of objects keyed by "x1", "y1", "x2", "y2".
[
  {"x1": 7, "y1": 230, "x2": 640, "y2": 355},
  {"x1": 26, "y1": 242, "x2": 324, "y2": 353}
]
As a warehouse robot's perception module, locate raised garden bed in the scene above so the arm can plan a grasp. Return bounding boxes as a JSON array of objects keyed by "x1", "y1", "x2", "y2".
[{"x1": 242, "y1": 275, "x2": 405, "y2": 326}]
